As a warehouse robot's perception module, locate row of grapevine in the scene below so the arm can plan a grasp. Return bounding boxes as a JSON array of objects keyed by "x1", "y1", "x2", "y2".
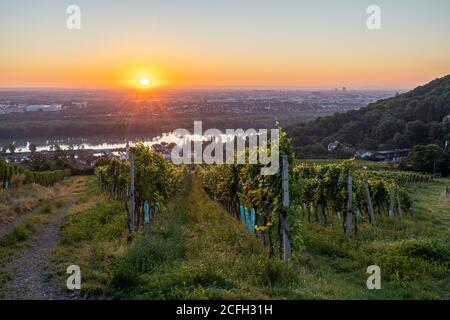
[
  {"x1": 0, "y1": 160, "x2": 23, "y2": 188},
  {"x1": 357, "y1": 170, "x2": 432, "y2": 184},
  {"x1": 25, "y1": 170, "x2": 71, "y2": 186},
  {"x1": 1, "y1": 159, "x2": 70, "y2": 188},
  {"x1": 198, "y1": 145, "x2": 431, "y2": 258},
  {"x1": 96, "y1": 143, "x2": 185, "y2": 232},
  {"x1": 197, "y1": 127, "x2": 295, "y2": 257},
  {"x1": 290, "y1": 160, "x2": 430, "y2": 234}
]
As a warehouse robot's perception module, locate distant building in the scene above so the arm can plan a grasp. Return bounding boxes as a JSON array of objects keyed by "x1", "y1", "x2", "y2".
[
  {"x1": 355, "y1": 150, "x2": 373, "y2": 158},
  {"x1": 443, "y1": 113, "x2": 450, "y2": 122},
  {"x1": 25, "y1": 104, "x2": 62, "y2": 112},
  {"x1": 327, "y1": 140, "x2": 340, "y2": 152},
  {"x1": 342, "y1": 87, "x2": 347, "y2": 92},
  {"x1": 355, "y1": 148, "x2": 410, "y2": 162},
  {"x1": 72, "y1": 101, "x2": 88, "y2": 108}
]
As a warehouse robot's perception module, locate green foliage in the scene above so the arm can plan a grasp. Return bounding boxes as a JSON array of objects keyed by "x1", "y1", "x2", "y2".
[
  {"x1": 286, "y1": 206, "x2": 305, "y2": 257},
  {"x1": 25, "y1": 169, "x2": 71, "y2": 186},
  {"x1": 291, "y1": 160, "x2": 431, "y2": 233},
  {"x1": 96, "y1": 143, "x2": 185, "y2": 230},
  {"x1": 353, "y1": 238, "x2": 449, "y2": 287},
  {"x1": 60, "y1": 201, "x2": 127, "y2": 245},
  {"x1": 0, "y1": 224, "x2": 30, "y2": 246},
  {"x1": 97, "y1": 144, "x2": 184, "y2": 204},
  {"x1": 197, "y1": 125, "x2": 299, "y2": 254},
  {"x1": 0, "y1": 159, "x2": 70, "y2": 188},
  {"x1": 401, "y1": 239, "x2": 450, "y2": 264},
  {"x1": 400, "y1": 144, "x2": 450, "y2": 176}
]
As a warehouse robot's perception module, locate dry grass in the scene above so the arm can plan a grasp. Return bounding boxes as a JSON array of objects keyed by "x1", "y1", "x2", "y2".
[
  {"x1": 0, "y1": 184, "x2": 55, "y2": 226},
  {"x1": 0, "y1": 177, "x2": 86, "y2": 226}
]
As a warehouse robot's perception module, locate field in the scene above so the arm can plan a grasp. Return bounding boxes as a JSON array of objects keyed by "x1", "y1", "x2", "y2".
[{"x1": 0, "y1": 152, "x2": 449, "y2": 299}]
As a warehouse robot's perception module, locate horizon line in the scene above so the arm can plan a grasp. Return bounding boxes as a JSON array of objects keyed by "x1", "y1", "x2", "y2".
[{"x1": 0, "y1": 85, "x2": 410, "y2": 92}]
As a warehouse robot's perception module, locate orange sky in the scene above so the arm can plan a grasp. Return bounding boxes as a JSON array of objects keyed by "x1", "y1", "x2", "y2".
[{"x1": 1, "y1": 1, "x2": 449, "y2": 90}]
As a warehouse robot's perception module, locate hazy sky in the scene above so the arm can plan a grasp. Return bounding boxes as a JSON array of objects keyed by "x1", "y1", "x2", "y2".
[{"x1": 0, "y1": 0, "x2": 449, "y2": 89}]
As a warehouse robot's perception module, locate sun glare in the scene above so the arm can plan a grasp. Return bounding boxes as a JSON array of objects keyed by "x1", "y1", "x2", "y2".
[
  {"x1": 119, "y1": 67, "x2": 166, "y2": 90},
  {"x1": 140, "y1": 78, "x2": 150, "y2": 87}
]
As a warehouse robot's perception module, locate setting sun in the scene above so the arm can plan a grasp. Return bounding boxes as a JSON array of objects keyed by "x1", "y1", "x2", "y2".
[
  {"x1": 117, "y1": 68, "x2": 167, "y2": 90},
  {"x1": 140, "y1": 78, "x2": 150, "y2": 87}
]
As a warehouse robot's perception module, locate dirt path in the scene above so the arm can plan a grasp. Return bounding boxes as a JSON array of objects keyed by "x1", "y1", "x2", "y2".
[
  {"x1": 1, "y1": 177, "x2": 89, "y2": 300},
  {"x1": 3, "y1": 200, "x2": 78, "y2": 300}
]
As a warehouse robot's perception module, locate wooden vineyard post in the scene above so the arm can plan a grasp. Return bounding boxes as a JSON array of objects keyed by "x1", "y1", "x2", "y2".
[
  {"x1": 129, "y1": 147, "x2": 136, "y2": 231},
  {"x1": 281, "y1": 155, "x2": 292, "y2": 261},
  {"x1": 346, "y1": 171, "x2": 353, "y2": 237},
  {"x1": 364, "y1": 181, "x2": 376, "y2": 225}
]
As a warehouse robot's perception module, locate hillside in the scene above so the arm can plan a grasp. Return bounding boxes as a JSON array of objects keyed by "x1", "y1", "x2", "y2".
[
  {"x1": 45, "y1": 174, "x2": 450, "y2": 299},
  {"x1": 288, "y1": 75, "x2": 450, "y2": 158}
]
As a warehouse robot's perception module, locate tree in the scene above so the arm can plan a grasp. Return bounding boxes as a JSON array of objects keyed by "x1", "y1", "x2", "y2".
[
  {"x1": 338, "y1": 121, "x2": 366, "y2": 145},
  {"x1": 404, "y1": 120, "x2": 429, "y2": 144},
  {"x1": 29, "y1": 143, "x2": 37, "y2": 153},
  {"x1": 375, "y1": 118, "x2": 405, "y2": 142},
  {"x1": 393, "y1": 132, "x2": 411, "y2": 148},
  {"x1": 399, "y1": 144, "x2": 450, "y2": 176},
  {"x1": 28, "y1": 152, "x2": 50, "y2": 171},
  {"x1": 8, "y1": 144, "x2": 16, "y2": 154}
]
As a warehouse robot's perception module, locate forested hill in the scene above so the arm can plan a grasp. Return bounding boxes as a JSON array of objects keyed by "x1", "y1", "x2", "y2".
[{"x1": 288, "y1": 75, "x2": 450, "y2": 158}]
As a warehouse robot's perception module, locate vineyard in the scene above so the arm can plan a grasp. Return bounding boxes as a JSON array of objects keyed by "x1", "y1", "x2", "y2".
[
  {"x1": 96, "y1": 143, "x2": 185, "y2": 232},
  {"x1": 196, "y1": 131, "x2": 433, "y2": 258},
  {"x1": 290, "y1": 164, "x2": 431, "y2": 227},
  {"x1": 0, "y1": 160, "x2": 71, "y2": 189},
  {"x1": 1, "y1": 138, "x2": 446, "y2": 300}
]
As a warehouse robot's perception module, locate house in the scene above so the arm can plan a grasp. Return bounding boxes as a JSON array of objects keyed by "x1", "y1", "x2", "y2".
[
  {"x1": 355, "y1": 149, "x2": 410, "y2": 162},
  {"x1": 354, "y1": 150, "x2": 373, "y2": 158},
  {"x1": 372, "y1": 149, "x2": 411, "y2": 162},
  {"x1": 327, "y1": 140, "x2": 340, "y2": 152}
]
